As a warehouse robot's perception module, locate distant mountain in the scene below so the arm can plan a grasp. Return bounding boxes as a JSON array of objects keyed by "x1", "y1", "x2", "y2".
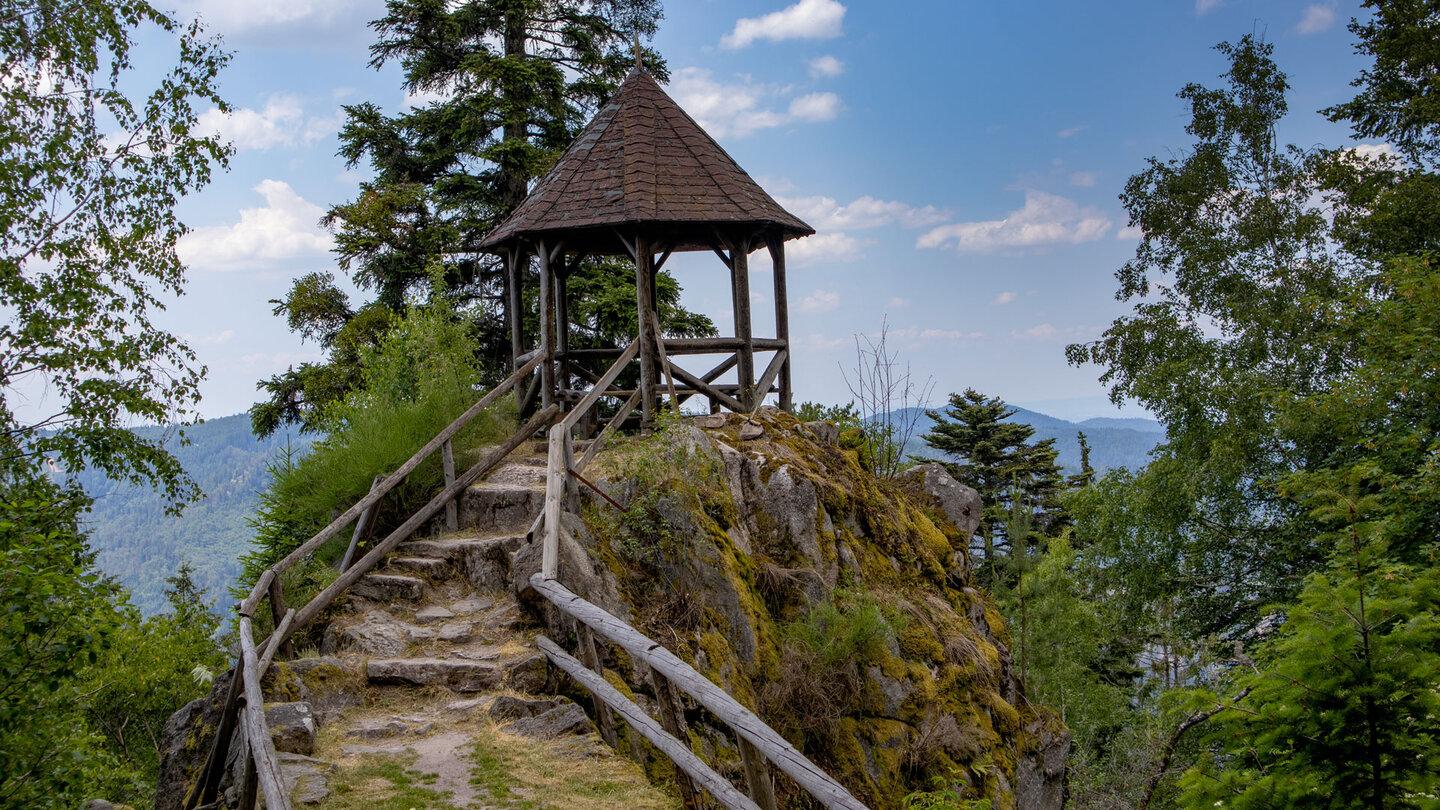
[
  {"x1": 77, "y1": 404, "x2": 1161, "y2": 614},
  {"x1": 886, "y1": 405, "x2": 1164, "y2": 474},
  {"x1": 69, "y1": 414, "x2": 310, "y2": 615}
]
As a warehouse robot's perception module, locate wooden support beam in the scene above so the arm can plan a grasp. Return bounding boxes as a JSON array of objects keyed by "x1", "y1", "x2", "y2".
[
  {"x1": 183, "y1": 664, "x2": 243, "y2": 809},
  {"x1": 653, "y1": 247, "x2": 674, "y2": 274},
  {"x1": 576, "y1": 389, "x2": 641, "y2": 473},
  {"x1": 538, "y1": 240, "x2": 556, "y2": 410},
  {"x1": 559, "y1": 338, "x2": 641, "y2": 433},
  {"x1": 258, "y1": 609, "x2": 294, "y2": 677},
  {"x1": 340, "y1": 474, "x2": 386, "y2": 572},
  {"x1": 653, "y1": 672, "x2": 703, "y2": 809},
  {"x1": 239, "y1": 618, "x2": 291, "y2": 810},
  {"x1": 267, "y1": 575, "x2": 294, "y2": 659},
  {"x1": 730, "y1": 238, "x2": 755, "y2": 410},
  {"x1": 576, "y1": 627, "x2": 618, "y2": 748},
  {"x1": 766, "y1": 233, "x2": 792, "y2": 412},
  {"x1": 542, "y1": 431, "x2": 565, "y2": 580},
  {"x1": 528, "y1": 575, "x2": 870, "y2": 810},
  {"x1": 739, "y1": 737, "x2": 779, "y2": 810},
  {"x1": 634, "y1": 235, "x2": 657, "y2": 428},
  {"x1": 508, "y1": 246, "x2": 527, "y2": 409},
  {"x1": 535, "y1": 636, "x2": 761, "y2": 810},
  {"x1": 556, "y1": 270, "x2": 570, "y2": 404},
  {"x1": 666, "y1": 358, "x2": 746, "y2": 414},
  {"x1": 750, "y1": 350, "x2": 788, "y2": 415},
  {"x1": 442, "y1": 441, "x2": 458, "y2": 531}
]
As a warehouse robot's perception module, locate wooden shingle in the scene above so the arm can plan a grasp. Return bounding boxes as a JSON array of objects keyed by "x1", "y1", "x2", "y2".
[{"x1": 479, "y1": 68, "x2": 813, "y2": 252}]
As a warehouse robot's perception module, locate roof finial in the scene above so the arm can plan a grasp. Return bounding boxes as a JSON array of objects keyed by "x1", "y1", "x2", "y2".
[{"x1": 633, "y1": 31, "x2": 643, "y2": 71}]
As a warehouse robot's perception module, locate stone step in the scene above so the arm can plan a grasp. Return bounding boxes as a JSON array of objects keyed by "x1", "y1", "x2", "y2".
[
  {"x1": 455, "y1": 485, "x2": 545, "y2": 535},
  {"x1": 384, "y1": 556, "x2": 449, "y2": 577},
  {"x1": 394, "y1": 536, "x2": 525, "y2": 591},
  {"x1": 351, "y1": 573, "x2": 424, "y2": 603},
  {"x1": 484, "y1": 462, "x2": 546, "y2": 488},
  {"x1": 366, "y1": 657, "x2": 499, "y2": 693}
]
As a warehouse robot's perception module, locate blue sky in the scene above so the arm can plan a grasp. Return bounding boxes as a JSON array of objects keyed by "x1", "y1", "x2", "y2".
[{"x1": 153, "y1": 0, "x2": 1377, "y2": 423}]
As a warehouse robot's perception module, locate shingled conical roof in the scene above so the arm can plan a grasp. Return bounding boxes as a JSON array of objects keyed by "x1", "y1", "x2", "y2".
[{"x1": 479, "y1": 68, "x2": 814, "y2": 253}]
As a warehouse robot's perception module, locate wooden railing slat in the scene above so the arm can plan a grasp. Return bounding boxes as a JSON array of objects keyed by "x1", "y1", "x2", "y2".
[
  {"x1": 529, "y1": 574, "x2": 868, "y2": 810},
  {"x1": 536, "y1": 636, "x2": 762, "y2": 810},
  {"x1": 239, "y1": 618, "x2": 291, "y2": 810}
]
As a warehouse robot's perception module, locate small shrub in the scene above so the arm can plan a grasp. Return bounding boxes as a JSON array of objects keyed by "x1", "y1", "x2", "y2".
[
  {"x1": 240, "y1": 300, "x2": 514, "y2": 600},
  {"x1": 592, "y1": 411, "x2": 725, "y2": 565}
]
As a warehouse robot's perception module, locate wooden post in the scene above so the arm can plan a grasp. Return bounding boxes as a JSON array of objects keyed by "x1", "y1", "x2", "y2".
[
  {"x1": 730, "y1": 236, "x2": 755, "y2": 411},
  {"x1": 739, "y1": 737, "x2": 779, "y2": 810},
  {"x1": 766, "y1": 233, "x2": 792, "y2": 412},
  {"x1": 556, "y1": 265, "x2": 570, "y2": 407},
  {"x1": 538, "y1": 240, "x2": 556, "y2": 410},
  {"x1": 509, "y1": 246, "x2": 528, "y2": 410},
  {"x1": 340, "y1": 474, "x2": 385, "y2": 572},
  {"x1": 634, "y1": 234, "x2": 657, "y2": 428},
  {"x1": 267, "y1": 575, "x2": 294, "y2": 660},
  {"x1": 651, "y1": 672, "x2": 702, "y2": 809},
  {"x1": 577, "y1": 627, "x2": 618, "y2": 748},
  {"x1": 442, "y1": 439, "x2": 458, "y2": 531}
]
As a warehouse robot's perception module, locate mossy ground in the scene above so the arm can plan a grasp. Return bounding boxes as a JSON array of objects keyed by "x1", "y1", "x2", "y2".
[{"x1": 578, "y1": 409, "x2": 1063, "y2": 810}]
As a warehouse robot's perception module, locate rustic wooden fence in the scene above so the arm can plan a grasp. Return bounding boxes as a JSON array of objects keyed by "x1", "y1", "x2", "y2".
[{"x1": 184, "y1": 331, "x2": 865, "y2": 810}]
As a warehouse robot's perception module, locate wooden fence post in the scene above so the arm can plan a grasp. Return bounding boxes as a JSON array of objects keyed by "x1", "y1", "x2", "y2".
[
  {"x1": 651, "y1": 672, "x2": 703, "y2": 809},
  {"x1": 442, "y1": 439, "x2": 458, "y2": 532}
]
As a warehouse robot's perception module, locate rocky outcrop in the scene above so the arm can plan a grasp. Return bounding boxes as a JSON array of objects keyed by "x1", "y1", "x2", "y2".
[{"x1": 534, "y1": 408, "x2": 1067, "y2": 810}]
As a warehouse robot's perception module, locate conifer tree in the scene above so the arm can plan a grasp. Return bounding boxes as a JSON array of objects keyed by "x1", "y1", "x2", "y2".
[
  {"x1": 252, "y1": 0, "x2": 715, "y2": 435},
  {"x1": 922, "y1": 389, "x2": 1063, "y2": 585}
]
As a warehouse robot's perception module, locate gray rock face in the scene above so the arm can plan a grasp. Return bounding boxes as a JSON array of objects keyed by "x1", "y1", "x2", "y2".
[
  {"x1": 385, "y1": 556, "x2": 449, "y2": 577},
  {"x1": 458, "y1": 535, "x2": 523, "y2": 591},
  {"x1": 800, "y1": 421, "x2": 840, "y2": 445},
  {"x1": 265, "y1": 702, "x2": 317, "y2": 755},
  {"x1": 437, "y1": 621, "x2": 473, "y2": 643},
  {"x1": 896, "y1": 462, "x2": 982, "y2": 539},
  {"x1": 344, "y1": 719, "x2": 410, "y2": 740},
  {"x1": 366, "y1": 657, "x2": 497, "y2": 692},
  {"x1": 502, "y1": 652, "x2": 549, "y2": 693},
  {"x1": 322, "y1": 609, "x2": 413, "y2": 657},
  {"x1": 277, "y1": 752, "x2": 334, "y2": 804},
  {"x1": 1017, "y1": 720, "x2": 1070, "y2": 810},
  {"x1": 351, "y1": 573, "x2": 424, "y2": 602},
  {"x1": 507, "y1": 702, "x2": 593, "y2": 740},
  {"x1": 153, "y1": 669, "x2": 235, "y2": 810}
]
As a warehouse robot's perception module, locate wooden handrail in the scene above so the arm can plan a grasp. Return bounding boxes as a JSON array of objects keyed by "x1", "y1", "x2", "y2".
[
  {"x1": 536, "y1": 636, "x2": 762, "y2": 810},
  {"x1": 529, "y1": 574, "x2": 869, "y2": 810},
  {"x1": 190, "y1": 360, "x2": 546, "y2": 809}
]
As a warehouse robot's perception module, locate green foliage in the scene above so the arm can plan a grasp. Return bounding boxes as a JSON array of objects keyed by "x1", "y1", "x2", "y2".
[
  {"x1": 923, "y1": 389, "x2": 1064, "y2": 586},
  {"x1": 779, "y1": 588, "x2": 897, "y2": 669},
  {"x1": 903, "y1": 769, "x2": 993, "y2": 810},
  {"x1": 1177, "y1": 478, "x2": 1440, "y2": 809},
  {"x1": 591, "y1": 411, "x2": 726, "y2": 565},
  {"x1": 243, "y1": 301, "x2": 515, "y2": 598},
  {"x1": 795, "y1": 400, "x2": 906, "y2": 475},
  {"x1": 252, "y1": 0, "x2": 713, "y2": 436},
  {"x1": 0, "y1": 0, "x2": 230, "y2": 507}
]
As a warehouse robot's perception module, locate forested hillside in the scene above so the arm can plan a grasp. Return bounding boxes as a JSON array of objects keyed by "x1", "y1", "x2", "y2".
[
  {"x1": 898, "y1": 405, "x2": 1163, "y2": 472},
  {"x1": 72, "y1": 415, "x2": 308, "y2": 614}
]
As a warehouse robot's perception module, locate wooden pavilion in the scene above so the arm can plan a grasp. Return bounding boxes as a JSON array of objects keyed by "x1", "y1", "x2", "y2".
[{"x1": 479, "y1": 66, "x2": 814, "y2": 427}]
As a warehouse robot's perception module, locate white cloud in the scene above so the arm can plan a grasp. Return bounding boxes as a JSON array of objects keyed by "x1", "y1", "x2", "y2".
[
  {"x1": 721, "y1": 0, "x2": 846, "y2": 49},
  {"x1": 787, "y1": 232, "x2": 863, "y2": 265},
  {"x1": 917, "y1": 190, "x2": 1113, "y2": 253},
  {"x1": 808, "y1": 55, "x2": 845, "y2": 78},
  {"x1": 1015, "y1": 323, "x2": 1057, "y2": 340},
  {"x1": 1352, "y1": 143, "x2": 1398, "y2": 161},
  {"x1": 799, "y1": 289, "x2": 841, "y2": 313},
  {"x1": 1196, "y1": 0, "x2": 1223, "y2": 14},
  {"x1": 1069, "y1": 171, "x2": 1098, "y2": 187},
  {"x1": 788, "y1": 92, "x2": 841, "y2": 123},
  {"x1": 194, "y1": 95, "x2": 337, "y2": 151},
  {"x1": 179, "y1": 180, "x2": 333, "y2": 271},
  {"x1": 184, "y1": 329, "x2": 237, "y2": 346},
  {"x1": 802, "y1": 333, "x2": 849, "y2": 351},
  {"x1": 889, "y1": 327, "x2": 983, "y2": 342},
  {"x1": 671, "y1": 68, "x2": 842, "y2": 138},
  {"x1": 991, "y1": 291, "x2": 1017, "y2": 305},
  {"x1": 1296, "y1": 4, "x2": 1336, "y2": 34},
  {"x1": 887, "y1": 297, "x2": 908, "y2": 309},
  {"x1": 777, "y1": 194, "x2": 948, "y2": 231},
  {"x1": 1057, "y1": 124, "x2": 1088, "y2": 139},
  {"x1": 1116, "y1": 225, "x2": 1144, "y2": 240}
]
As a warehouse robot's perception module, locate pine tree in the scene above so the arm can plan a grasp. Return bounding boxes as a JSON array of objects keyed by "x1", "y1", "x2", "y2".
[
  {"x1": 922, "y1": 389, "x2": 1064, "y2": 585},
  {"x1": 252, "y1": 0, "x2": 715, "y2": 435}
]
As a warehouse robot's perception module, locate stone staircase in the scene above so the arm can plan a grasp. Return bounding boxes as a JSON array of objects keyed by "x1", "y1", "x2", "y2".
[{"x1": 253, "y1": 453, "x2": 672, "y2": 809}]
